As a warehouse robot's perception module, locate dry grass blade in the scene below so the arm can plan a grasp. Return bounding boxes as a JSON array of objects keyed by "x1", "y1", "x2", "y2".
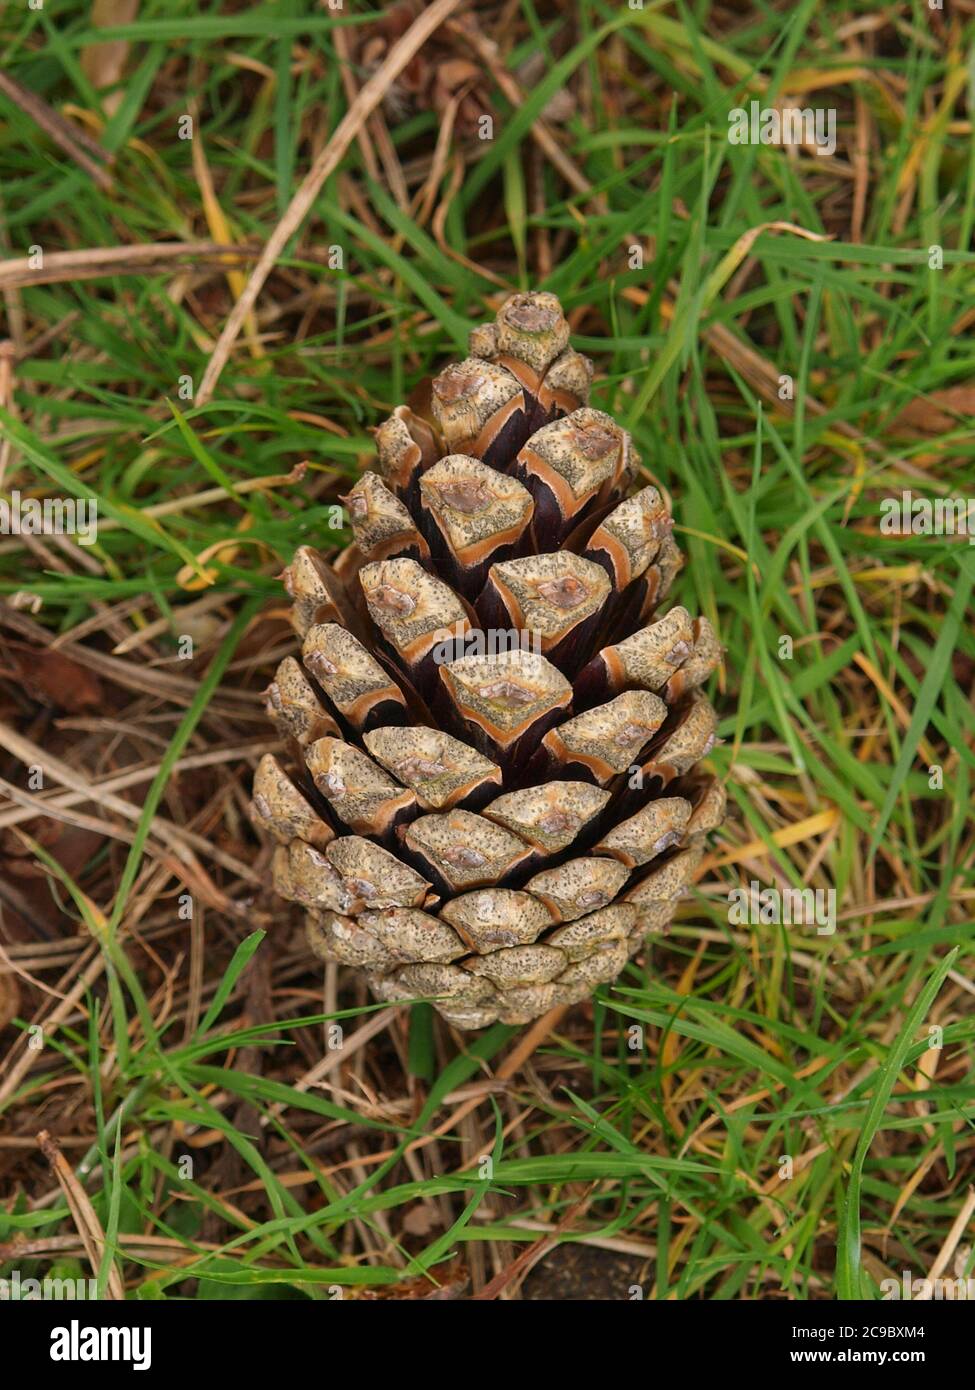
[
  {"x1": 913, "y1": 1187, "x2": 975, "y2": 1299},
  {"x1": 472, "y1": 1190, "x2": 594, "y2": 1300},
  {"x1": 0, "y1": 241, "x2": 260, "y2": 291},
  {"x1": 0, "y1": 723, "x2": 262, "y2": 884},
  {"x1": 0, "y1": 606, "x2": 260, "y2": 714},
  {"x1": 36, "y1": 1129, "x2": 125, "y2": 1299},
  {"x1": 196, "y1": 0, "x2": 465, "y2": 404}
]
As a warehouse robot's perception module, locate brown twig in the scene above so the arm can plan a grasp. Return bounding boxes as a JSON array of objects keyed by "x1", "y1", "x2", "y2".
[{"x1": 0, "y1": 71, "x2": 113, "y2": 190}]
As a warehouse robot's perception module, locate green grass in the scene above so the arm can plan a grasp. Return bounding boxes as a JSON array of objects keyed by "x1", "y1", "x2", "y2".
[{"x1": 1, "y1": 0, "x2": 973, "y2": 1300}]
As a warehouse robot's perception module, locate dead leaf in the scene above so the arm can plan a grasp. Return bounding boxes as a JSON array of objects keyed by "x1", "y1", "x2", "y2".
[
  {"x1": 358, "y1": 1260, "x2": 469, "y2": 1300},
  {"x1": 892, "y1": 385, "x2": 975, "y2": 434},
  {"x1": 81, "y1": 0, "x2": 139, "y2": 116},
  {"x1": 402, "y1": 1201, "x2": 440, "y2": 1237},
  {"x1": 1, "y1": 643, "x2": 104, "y2": 712}
]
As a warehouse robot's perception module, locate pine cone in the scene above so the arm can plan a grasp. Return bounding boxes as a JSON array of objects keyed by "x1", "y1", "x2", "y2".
[{"x1": 252, "y1": 290, "x2": 724, "y2": 1029}]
